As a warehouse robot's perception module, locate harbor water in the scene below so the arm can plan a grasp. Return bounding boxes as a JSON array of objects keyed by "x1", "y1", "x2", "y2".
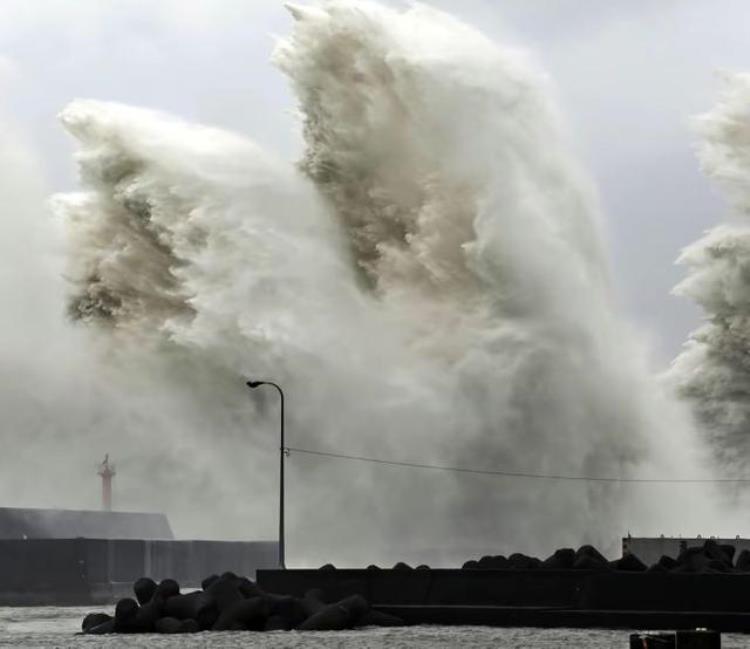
[{"x1": 2, "y1": 608, "x2": 750, "y2": 649}]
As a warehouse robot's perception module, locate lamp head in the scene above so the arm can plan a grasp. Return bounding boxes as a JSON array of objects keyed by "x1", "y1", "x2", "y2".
[{"x1": 246, "y1": 380, "x2": 264, "y2": 388}]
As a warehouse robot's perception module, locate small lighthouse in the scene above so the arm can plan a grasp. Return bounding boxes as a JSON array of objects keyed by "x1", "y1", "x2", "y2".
[{"x1": 97, "y1": 454, "x2": 116, "y2": 511}]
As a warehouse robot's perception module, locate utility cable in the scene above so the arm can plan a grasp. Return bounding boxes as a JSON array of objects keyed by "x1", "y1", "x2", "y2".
[{"x1": 285, "y1": 446, "x2": 750, "y2": 484}]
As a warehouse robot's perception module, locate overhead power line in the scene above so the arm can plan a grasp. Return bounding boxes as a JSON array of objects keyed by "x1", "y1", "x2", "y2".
[{"x1": 285, "y1": 446, "x2": 750, "y2": 484}]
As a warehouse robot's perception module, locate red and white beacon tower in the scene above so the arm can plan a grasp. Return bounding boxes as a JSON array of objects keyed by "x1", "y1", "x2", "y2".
[{"x1": 97, "y1": 454, "x2": 116, "y2": 511}]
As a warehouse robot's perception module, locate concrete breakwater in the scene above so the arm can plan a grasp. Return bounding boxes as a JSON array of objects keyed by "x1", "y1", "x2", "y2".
[
  {"x1": 258, "y1": 568, "x2": 750, "y2": 631},
  {"x1": 256, "y1": 541, "x2": 750, "y2": 631},
  {"x1": 80, "y1": 573, "x2": 404, "y2": 634}
]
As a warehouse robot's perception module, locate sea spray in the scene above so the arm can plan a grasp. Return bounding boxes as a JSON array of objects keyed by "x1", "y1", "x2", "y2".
[
  {"x1": 54, "y1": 1, "x2": 723, "y2": 564},
  {"x1": 670, "y1": 73, "x2": 750, "y2": 482}
]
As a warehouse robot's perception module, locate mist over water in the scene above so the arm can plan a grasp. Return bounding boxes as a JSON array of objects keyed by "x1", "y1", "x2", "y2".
[
  {"x1": 671, "y1": 73, "x2": 750, "y2": 484},
  {"x1": 2, "y1": 1, "x2": 733, "y2": 565}
]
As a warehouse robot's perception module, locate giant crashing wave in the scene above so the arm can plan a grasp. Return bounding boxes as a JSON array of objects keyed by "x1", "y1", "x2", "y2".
[
  {"x1": 670, "y1": 73, "x2": 750, "y2": 483},
  {"x1": 54, "y1": 1, "x2": 720, "y2": 564}
]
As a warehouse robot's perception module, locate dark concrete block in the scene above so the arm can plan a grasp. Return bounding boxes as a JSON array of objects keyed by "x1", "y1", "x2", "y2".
[
  {"x1": 573, "y1": 555, "x2": 610, "y2": 571},
  {"x1": 154, "y1": 616, "x2": 181, "y2": 634},
  {"x1": 206, "y1": 576, "x2": 244, "y2": 613},
  {"x1": 155, "y1": 616, "x2": 199, "y2": 634},
  {"x1": 212, "y1": 596, "x2": 269, "y2": 631},
  {"x1": 719, "y1": 544, "x2": 736, "y2": 563},
  {"x1": 298, "y1": 594, "x2": 369, "y2": 631},
  {"x1": 736, "y1": 550, "x2": 750, "y2": 571},
  {"x1": 237, "y1": 576, "x2": 263, "y2": 599},
  {"x1": 575, "y1": 545, "x2": 608, "y2": 566},
  {"x1": 542, "y1": 549, "x2": 575, "y2": 570},
  {"x1": 129, "y1": 598, "x2": 163, "y2": 632},
  {"x1": 340, "y1": 593, "x2": 369, "y2": 622},
  {"x1": 155, "y1": 579, "x2": 180, "y2": 600},
  {"x1": 508, "y1": 553, "x2": 540, "y2": 570},
  {"x1": 81, "y1": 612, "x2": 111, "y2": 632},
  {"x1": 113, "y1": 597, "x2": 139, "y2": 632},
  {"x1": 703, "y1": 540, "x2": 731, "y2": 564},
  {"x1": 675, "y1": 546, "x2": 716, "y2": 573},
  {"x1": 611, "y1": 554, "x2": 647, "y2": 572},
  {"x1": 266, "y1": 594, "x2": 307, "y2": 629},
  {"x1": 114, "y1": 598, "x2": 138, "y2": 623},
  {"x1": 163, "y1": 590, "x2": 217, "y2": 630},
  {"x1": 302, "y1": 588, "x2": 326, "y2": 617},
  {"x1": 84, "y1": 619, "x2": 116, "y2": 635},
  {"x1": 180, "y1": 619, "x2": 200, "y2": 633},
  {"x1": 133, "y1": 577, "x2": 157, "y2": 605},
  {"x1": 648, "y1": 555, "x2": 679, "y2": 572},
  {"x1": 478, "y1": 555, "x2": 508, "y2": 569}
]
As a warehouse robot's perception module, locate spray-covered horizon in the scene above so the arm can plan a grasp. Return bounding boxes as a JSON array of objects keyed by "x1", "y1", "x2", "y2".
[{"x1": 49, "y1": 0, "x2": 729, "y2": 565}]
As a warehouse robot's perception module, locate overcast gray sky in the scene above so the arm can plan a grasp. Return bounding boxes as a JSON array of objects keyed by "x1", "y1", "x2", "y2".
[{"x1": 2, "y1": 0, "x2": 749, "y2": 363}]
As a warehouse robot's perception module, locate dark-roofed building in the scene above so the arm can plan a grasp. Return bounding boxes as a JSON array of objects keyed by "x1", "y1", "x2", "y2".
[
  {"x1": 0, "y1": 507, "x2": 174, "y2": 540},
  {"x1": 0, "y1": 507, "x2": 278, "y2": 604}
]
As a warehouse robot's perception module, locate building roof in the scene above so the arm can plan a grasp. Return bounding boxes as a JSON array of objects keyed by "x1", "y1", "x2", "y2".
[{"x1": 0, "y1": 507, "x2": 173, "y2": 540}]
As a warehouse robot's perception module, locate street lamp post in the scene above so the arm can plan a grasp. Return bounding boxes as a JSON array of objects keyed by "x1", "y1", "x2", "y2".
[{"x1": 246, "y1": 380, "x2": 286, "y2": 569}]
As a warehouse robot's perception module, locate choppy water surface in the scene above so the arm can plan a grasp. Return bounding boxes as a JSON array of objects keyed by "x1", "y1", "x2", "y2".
[{"x1": 1, "y1": 608, "x2": 750, "y2": 649}]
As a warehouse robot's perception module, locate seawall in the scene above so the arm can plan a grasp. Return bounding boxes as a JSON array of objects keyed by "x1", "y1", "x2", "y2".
[
  {"x1": 0, "y1": 538, "x2": 278, "y2": 605},
  {"x1": 257, "y1": 568, "x2": 750, "y2": 631}
]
